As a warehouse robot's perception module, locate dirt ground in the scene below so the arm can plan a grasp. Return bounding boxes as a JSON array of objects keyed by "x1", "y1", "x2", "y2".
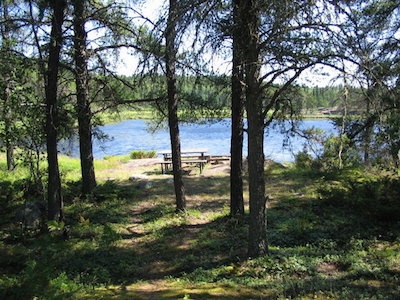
[{"x1": 99, "y1": 158, "x2": 231, "y2": 181}]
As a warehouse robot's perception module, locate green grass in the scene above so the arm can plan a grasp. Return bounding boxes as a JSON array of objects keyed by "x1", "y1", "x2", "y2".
[
  {"x1": 98, "y1": 108, "x2": 155, "y2": 123},
  {"x1": 129, "y1": 150, "x2": 157, "y2": 159},
  {"x1": 97, "y1": 107, "x2": 336, "y2": 125},
  {"x1": 96, "y1": 154, "x2": 130, "y2": 168},
  {"x1": 1, "y1": 155, "x2": 399, "y2": 299}
]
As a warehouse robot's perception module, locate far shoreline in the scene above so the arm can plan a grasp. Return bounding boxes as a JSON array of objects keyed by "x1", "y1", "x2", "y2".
[{"x1": 99, "y1": 109, "x2": 338, "y2": 125}]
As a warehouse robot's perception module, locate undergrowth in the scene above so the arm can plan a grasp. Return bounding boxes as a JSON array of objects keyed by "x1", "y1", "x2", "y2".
[
  {"x1": 129, "y1": 150, "x2": 157, "y2": 159},
  {"x1": 0, "y1": 156, "x2": 399, "y2": 299}
]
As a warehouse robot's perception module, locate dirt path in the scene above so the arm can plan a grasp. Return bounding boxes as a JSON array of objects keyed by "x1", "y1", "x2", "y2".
[
  {"x1": 98, "y1": 158, "x2": 231, "y2": 181},
  {"x1": 95, "y1": 157, "x2": 240, "y2": 297}
]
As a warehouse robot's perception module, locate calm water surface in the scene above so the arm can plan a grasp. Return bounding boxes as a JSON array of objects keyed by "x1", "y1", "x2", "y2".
[{"x1": 61, "y1": 119, "x2": 335, "y2": 162}]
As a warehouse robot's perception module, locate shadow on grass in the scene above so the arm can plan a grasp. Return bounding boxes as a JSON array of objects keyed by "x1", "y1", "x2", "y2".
[
  {"x1": 1, "y1": 167, "x2": 400, "y2": 299},
  {"x1": 266, "y1": 167, "x2": 400, "y2": 247}
]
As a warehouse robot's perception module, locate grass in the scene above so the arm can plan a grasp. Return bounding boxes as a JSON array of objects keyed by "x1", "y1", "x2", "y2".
[
  {"x1": 1, "y1": 156, "x2": 399, "y2": 299},
  {"x1": 97, "y1": 107, "x2": 338, "y2": 125},
  {"x1": 129, "y1": 150, "x2": 157, "y2": 159},
  {"x1": 98, "y1": 108, "x2": 155, "y2": 124}
]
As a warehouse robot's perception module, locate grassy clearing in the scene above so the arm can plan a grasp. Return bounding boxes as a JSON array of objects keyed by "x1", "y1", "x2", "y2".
[
  {"x1": 98, "y1": 109, "x2": 155, "y2": 124},
  {"x1": 1, "y1": 157, "x2": 399, "y2": 299},
  {"x1": 97, "y1": 107, "x2": 335, "y2": 125}
]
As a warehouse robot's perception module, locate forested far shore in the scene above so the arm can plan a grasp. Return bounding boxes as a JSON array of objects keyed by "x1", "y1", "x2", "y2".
[{"x1": 95, "y1": 76, "x2": 353, "y2": 124}]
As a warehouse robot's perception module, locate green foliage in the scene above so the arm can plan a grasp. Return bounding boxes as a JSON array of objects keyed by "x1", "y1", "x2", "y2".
[
  {"x1": 317, "y1": 169, "x2": 400, "y2": 222},
  {"x1": 319, "y1": 135, "x2": 360, "y2": 170},
  {"x1": 96, "y1": 155, "x2": 130, "y2": 169},
  {"x1": 294, "y1": 150, "x2": 314, "y2": 169},
  {"x1": 47, "y1": 220, "x2": 65, "y2": 234},
  {"x1": 99, "y1": 109, "x2": 155, "y2": 123},
  {"x1": 92, "y1": 180, "x2": 138, "y2": 202},
  {"x1": 45, "y1": 272, "x2": 82, "y2": 299},
  {"x1": 93, "y1": 74, "x2": 351, "y2": 123},
  {"x1": 295, "y1": 130, "x2": 363, "y2": 172},
  {"x1": 1, "y1": 155, "x2": 399, "y2": 299},
  {"x1": 129, "y1": 150, "x2": 157, "y2": 159}
]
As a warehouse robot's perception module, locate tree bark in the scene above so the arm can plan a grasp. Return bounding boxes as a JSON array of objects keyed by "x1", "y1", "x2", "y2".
[
  {"x1": 45, "y1": 0, "x2": 65, "y2": 221},
  {"x1": 1, "y1": 3, "x2": 15, "y2": 171},
  {"x1": 72, "y1": 0, "x2": 96, "y2": 196},
  {"x1": 166, "y1": 0, "x2": 186, "y2": 212},
  {"x1": 2, "y1": 76, "x2": 14, "y2": 171},
  {"x1": 241, "y1": 0, "x2": 268, "y2": 257},
  {"x1": 230, "y1": 0, "x2": 245, "y2": 217}
]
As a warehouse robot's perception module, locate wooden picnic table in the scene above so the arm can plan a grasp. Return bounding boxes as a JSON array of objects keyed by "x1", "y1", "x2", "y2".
[
  {"x1": 160, "y1": 159, "x2": 208, "y2": 174},
  {"x1": 158, "y1": 148, "x2": 209, "y2": 174}
]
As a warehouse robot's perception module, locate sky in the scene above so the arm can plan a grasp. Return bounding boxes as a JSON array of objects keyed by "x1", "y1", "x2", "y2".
[{"x1": 113, "y1": 0, "x2": 341, "y2": 88}]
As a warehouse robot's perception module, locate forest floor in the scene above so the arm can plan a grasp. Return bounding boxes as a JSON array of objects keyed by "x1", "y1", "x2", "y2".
[{"x1": 1, "y1": 157, "x2": 400, "y2": 299}]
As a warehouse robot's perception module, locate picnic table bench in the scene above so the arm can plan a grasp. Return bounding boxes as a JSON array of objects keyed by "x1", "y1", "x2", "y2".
[{"x1": 160, "y1": 159, "x2": 208, "y2": 174}]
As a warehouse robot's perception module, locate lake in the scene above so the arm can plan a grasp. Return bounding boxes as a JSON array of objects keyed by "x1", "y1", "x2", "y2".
[{"x1": 60, "y1": 118, "x2": 335, "y2": 162}]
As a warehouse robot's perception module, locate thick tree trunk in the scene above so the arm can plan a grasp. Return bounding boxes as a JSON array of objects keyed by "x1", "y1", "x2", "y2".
[
  {"x1": 230, "y1": 0, "x2": 245, "y2": 217},
  {"x1": 246, "y1": 95, "x2": 267, "y2": 257},
  {"x1": 166, "y1": 0, "x2": 186, "y2": 212},
  {"x1": 72, "y1": 0, "x2": 96, "y2": 195},
  {"x1": 46, "y1": 0, "x2": 65, "y2": 221},
  {"x1": 241, "y1": 0, "x2": 268, "y2": 257}
]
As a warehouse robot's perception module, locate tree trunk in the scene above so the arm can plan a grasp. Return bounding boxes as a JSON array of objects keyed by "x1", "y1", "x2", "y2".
[
  {"x1": 2, "y1": 82, "x2": 14, "y2": 171},
  {"x1": 6, "y1": 142, "x2": 14, "y2": 171},
  {"x1": 166, "y1": 0, "x2": 186, "y2": 212},
  {"x1": 1, "y1": 3, "x2": 15, "y2": 171},
  {"x1": 230, "y1": 0, "x2": 245, "y2": 217},
  {"x1": 45, "y1": 0, "x2": 65, "y2": 221},
  {"x1": 363, "y1": 94, "x2": 372, "y2": 164},
  {"x1": 72, "y1": 0, "x2": 96, "y2": 196},
  {"x1": 241, "y1": 0, "x2": 268, "y2": 257}
]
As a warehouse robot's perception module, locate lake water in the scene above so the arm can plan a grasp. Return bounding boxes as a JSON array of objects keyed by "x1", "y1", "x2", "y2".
[{"x1": 61, "y1": 119, "x2": 335, "y2": 162}]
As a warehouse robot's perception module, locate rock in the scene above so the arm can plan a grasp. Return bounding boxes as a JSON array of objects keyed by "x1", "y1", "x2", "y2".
[
  {"x1": 15, "y1": 201, "x2": 46, "y2": 230},
  {"x1": 129, "y1": 174, "x2": 148, "y2": 181},
  {"x1": 135, "y1": 181, "x2": 153, "y2": 189}
]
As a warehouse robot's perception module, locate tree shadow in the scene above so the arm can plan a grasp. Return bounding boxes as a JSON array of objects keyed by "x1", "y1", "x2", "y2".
[
  {"x1": 1, "y1": 167, "x2": 400, "y2": 299},
  {"x1": 266, "y1": 167, "x2": 400, "y2": 248}
]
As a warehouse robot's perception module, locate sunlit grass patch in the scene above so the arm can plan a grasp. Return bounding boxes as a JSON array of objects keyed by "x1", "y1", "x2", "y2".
[
  {"x1": 98, "y1": 109, "x2": 155, "y2": 124},
  {"x1": 95, "y1": 155, "x2": 130, "y2": 169},
  {"x1": 129, "y1": 150, "x2": 157, "y2": 159}
]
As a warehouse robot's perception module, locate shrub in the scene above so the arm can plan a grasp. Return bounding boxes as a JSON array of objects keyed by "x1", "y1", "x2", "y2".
[
  {"x1": 294, "y1": 150, "x2": 314, "y2": 169},
  {"x1": 319, "y1": 135, "x2": 360, "y2": 171},
  {"x1": 129, "y1": 150, "x2": 157, "y2": 159},
  {"x1": 317, "y1": 170, "x2": 400, "y2": 222}
]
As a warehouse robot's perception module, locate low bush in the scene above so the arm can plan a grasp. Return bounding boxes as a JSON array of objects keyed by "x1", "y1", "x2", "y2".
[
  {"x1": 1, "y1": 153, "x2": 399, "y2": 299},
  {"x1": 317, "y1": 169, "x2": 400, "y2": 222},
  {"x1": 129, "y1": 150, "x2": 157, "y2": 159},
  {"x1": 294, "y1": 150, "x2": 314, "y2": 169}
]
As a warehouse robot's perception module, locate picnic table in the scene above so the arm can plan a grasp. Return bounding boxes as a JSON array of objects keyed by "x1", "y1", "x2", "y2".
[{"x1": 159, "y1": 148, "x2": 208, "y2": 174}]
